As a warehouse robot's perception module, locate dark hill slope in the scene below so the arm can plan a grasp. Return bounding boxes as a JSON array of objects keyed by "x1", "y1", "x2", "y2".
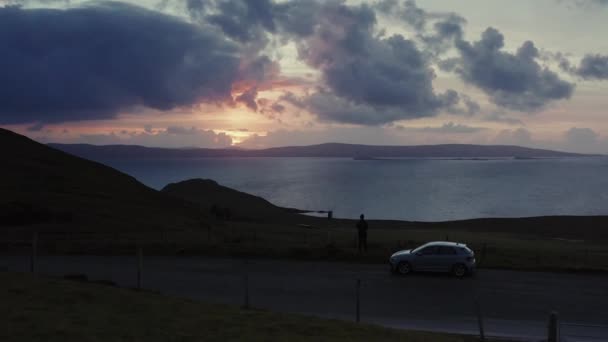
[
  {"x1": 0, "y1": 128, "x2": 201, "y2": 232},
  {"x1": 161, "y1": 179, "x2": 302, "y2": 222}
]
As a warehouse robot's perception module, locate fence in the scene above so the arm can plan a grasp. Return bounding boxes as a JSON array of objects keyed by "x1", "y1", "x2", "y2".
[
  {"x1": 3, "y1": 251, "x2": 547, "y2": 340},
  {"x1": 5, "y1": 232, "x2": 608, "y2": 341},
  {"x1": 3, "y1": 229, "x2": 608, "y2": 273}
]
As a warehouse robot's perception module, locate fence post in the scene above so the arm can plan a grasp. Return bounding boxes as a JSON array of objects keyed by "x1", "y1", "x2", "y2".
[
  {"x1": 548, "y1": 311, "x2": 559, "y2": 342},
  {"x1": 243, "y1": 269, "x2": 250, "y2": 310},
  {"x1": 355, "y1": 278, "x2": 361, "y2": 323},
  {"x1": 137, "y1": 247, "x2": 143, "y2": 290},
  {"x1": 30, "y1": 232, "x2": 38, "y2": 273},
  {"x1": 475, "y1": 298, "x2": 485, "y2": 341}
]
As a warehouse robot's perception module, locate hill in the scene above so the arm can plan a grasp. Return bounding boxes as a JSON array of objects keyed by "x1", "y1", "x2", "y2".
[
  {"x1": 48, "y1": 142, "x2": 588, "y2": 160},
  {"x1": 161, "y1": 179, "x2": 302, "y2": 222},
  {"x1": 0, "y1": 128, "x2": 201, "y2": 232}
]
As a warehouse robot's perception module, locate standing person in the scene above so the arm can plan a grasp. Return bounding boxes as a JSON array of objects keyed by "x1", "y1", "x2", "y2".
[{"x1": 357, "y1": 214, "x2": 368, "y2": 253}]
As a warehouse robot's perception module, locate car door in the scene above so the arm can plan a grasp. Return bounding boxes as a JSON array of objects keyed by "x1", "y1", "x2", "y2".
[
  {"x1": 437, "y1": 246, "x2": 458, "y2": 272},
  {"x1": 413, "y1": 246, "x2": 439, "y2": 271}
]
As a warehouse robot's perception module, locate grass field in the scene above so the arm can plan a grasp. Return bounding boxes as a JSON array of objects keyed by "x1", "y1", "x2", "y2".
[
  {"x1": 4, "y1": 218, "x2": 608, "y2": 273},
  {"x1": 2, "y1": 271, "x2": 508, "y2": 342}
]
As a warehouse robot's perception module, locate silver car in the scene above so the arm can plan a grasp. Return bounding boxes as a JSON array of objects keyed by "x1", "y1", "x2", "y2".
[{"x1": 389, "y1": 241, "x2": 476, "y2": 277}]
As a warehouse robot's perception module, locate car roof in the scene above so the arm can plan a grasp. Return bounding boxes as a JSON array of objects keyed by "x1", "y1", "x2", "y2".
[{"x1": 423, "y1": 241, "x2": 467, "y2": 247}]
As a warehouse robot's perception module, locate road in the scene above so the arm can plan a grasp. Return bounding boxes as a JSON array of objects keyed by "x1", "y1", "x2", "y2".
[{"x1": 3, "y1": 255, "x2": 608, "y2": 341}]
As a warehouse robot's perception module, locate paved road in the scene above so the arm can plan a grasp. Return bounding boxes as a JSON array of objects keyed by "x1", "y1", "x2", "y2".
[{"x1": 3, "y1": 255, "x2": 608, "y2": 341}]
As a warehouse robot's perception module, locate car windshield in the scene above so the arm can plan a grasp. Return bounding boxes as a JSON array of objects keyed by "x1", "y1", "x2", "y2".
[{"x1": 411, "y1": 243, "x2": 431, "y2": 254}]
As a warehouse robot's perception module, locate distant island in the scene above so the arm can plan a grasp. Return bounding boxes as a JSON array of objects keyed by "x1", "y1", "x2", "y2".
[{"x1": 49, "y1": 142, "x2": 591, "y2": 159}]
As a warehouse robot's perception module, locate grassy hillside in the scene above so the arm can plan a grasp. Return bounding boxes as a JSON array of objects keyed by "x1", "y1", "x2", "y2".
[
  {"x1": 0, "y1": 128, "x2": 202, "y2": 232},
  {"x1": 162, "y1": 179, "x2": 303, "y2": 222},
  {"x1": 1, "y1": 271, "x2": 497, "y2": 342}
]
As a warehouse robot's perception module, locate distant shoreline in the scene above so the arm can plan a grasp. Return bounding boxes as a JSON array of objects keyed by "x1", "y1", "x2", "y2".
[{"x1": 49, "y1": 142, "x2": 598, "y2": 160}]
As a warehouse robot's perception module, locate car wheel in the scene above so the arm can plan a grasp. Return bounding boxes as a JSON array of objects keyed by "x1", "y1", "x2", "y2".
[
  {"x1": 452, "y1": 263, "x2": 467, "y2": 278},
  {"x1": 397, "y1": 262, "x2": 412, "y2": 275}
]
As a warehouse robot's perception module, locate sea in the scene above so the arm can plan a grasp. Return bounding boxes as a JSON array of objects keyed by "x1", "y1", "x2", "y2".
[{"x1": 97, "y1": 157, "x2": 608, "y2": 222}]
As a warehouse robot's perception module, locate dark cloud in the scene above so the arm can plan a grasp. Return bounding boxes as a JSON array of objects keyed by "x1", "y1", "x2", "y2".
[
  {"x1": 193, "y1": 0, "x2": 275, "y2": 48},
  {"x1": 26, "y1": 122, "x2": 45, "y2": 132},
  {"x1": 301, "y1": 92, "x2": 408, "y2": 126},
  {"x1": 271, "y1": 1, "x2": 463, "y2": 125},
  {"x1": 573, "y1": 54, "x2": 608, "y2": 80},
  {"x1": 0, "y1": 2, "x2": 243, "y2": 124},
  {"x1": 164, "y1": 0, "x2": 283, "y2": 112},
  {"x1": 375, "y1": 0, "x2": 467, "y2": 56},
  {"x1": 1, "y1": 0, "x2": 584, "y2": 129},
  {"x1": 272, "y1": 0, "x2": 322, "y2": 38},
  {"x1": 2, "y1": 0, "x2": 71, "y2": 6},
  {"x1": 380, "y1": 1, "x2": 576, "y2": 113},
  {"x1": 547, "y1": 51, "x2": 608, "y2": 80},
  {"x1": 444, "y1": 93, "x2": 481, "y2": 116},
  {"x1": 76, "y1": 126, "x2": 233, "y2": 148},
  {"x1": 450, "y1": 28, "x2": 574, "y2": 112},
  {"x1": 236, "y1": 87, "x2": 258, "y2": 111}
]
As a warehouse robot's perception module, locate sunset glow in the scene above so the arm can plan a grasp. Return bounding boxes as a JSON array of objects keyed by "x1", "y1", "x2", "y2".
[{"x1": 1, "y1": 0, "x2": 608, "y2": 153}]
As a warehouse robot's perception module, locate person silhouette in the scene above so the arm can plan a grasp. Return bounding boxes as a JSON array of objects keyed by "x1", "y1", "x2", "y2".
[{"x1": 357, "y1": 214, "x2": 368, "y2": 253}]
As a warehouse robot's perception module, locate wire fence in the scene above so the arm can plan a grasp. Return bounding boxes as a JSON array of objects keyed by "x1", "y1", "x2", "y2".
[
  {"x1": 4, "y1": 231, "x2": 608, "y2": 341},
  {"x1": 2, "y1": 229, "x2": 608, "y2": 272},
  {"x1": 2, "y1": 251, "x2": 555, "y2": 341}
]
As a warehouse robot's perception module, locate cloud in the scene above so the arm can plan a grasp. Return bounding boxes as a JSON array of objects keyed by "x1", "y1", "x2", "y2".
[
  {"x1": 564, "y1": 127, "x2": 598, "y2": 146},
  {"x1": 549, "y1": 127, "x2": 606, "y2": 153},
  {"x1": 239, "y1": 126, "x2": 405, "y2": 148},
  {"x1": 493, "y1": 128, "x2": 533, "y2": 146},
  {"x1": 572, "y1": 55, "x2": 608, "y2": 80},
  {"x1": 558, "y1": 0, "x2": 608, "y2": 8},
  {"x1": 447, "y1": 28, "x2": 575, "y2": 112},
  {"x1": 264, "y1": 1, "x2": 463, "y2": 125},
  {"x1": 378, "y1": 2, "x2": 573, "y2": 114},
  {"x1": 299, "y1": 92, "x2": 431, "y2": 126},
  {"x1": 75, "y1": 126, "x2": 233, "y2": 148},
  {"x1": 26, "y1": 122, "x2": 45, "y2": 132},
  {"x1": 184, "y1": 0, "x2": 276, "y2": 50},
  {"x1": 239, "y1": 123, "x2": 489, "y2": 149},
  {"x1": 376, "y1": 0, "x2": 467, "y2": 56},
  {"x1": 0, "y1": 0, "x2": 590, "y2": 132},
  {"x1": 236, "y1": 87, "x2": 259, "y2": 111},
  {"x1": 0, "y1": 2, "x2": 244, "y2": 125},
  {"x1": 484, "y1": 111, "x2": 524, "y2": 126},
  {"x1": 542, "y1": 47, "x2": 608, "y2": 81},
  {"x1": 418, "y1": 122, "x2": 486, "y2": 134}
]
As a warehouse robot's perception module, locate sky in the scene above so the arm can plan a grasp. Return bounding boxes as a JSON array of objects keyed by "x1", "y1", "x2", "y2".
[{"x1": 1, "y1": 0, "x2": 608, "y2": 153}]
